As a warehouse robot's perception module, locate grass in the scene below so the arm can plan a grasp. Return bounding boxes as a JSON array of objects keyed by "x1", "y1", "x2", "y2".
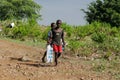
[
  {"x1": 90, "y1": 58, "x2": 120, "y2": 80},
  {"x1": 0, "y1": 36, "x2": 46, "y2": 49}
]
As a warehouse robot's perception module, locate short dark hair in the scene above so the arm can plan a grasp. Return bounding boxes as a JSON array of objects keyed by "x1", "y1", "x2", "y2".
[
  {"x1": 51, "y1": 22, "x2": 56, "y2": 28},
  {"x1": 51, "y1": 22, "x2": 55, "y2": 26},
  {"x1": 56, "y1": 19, "x2": 62, "y2": 24}
]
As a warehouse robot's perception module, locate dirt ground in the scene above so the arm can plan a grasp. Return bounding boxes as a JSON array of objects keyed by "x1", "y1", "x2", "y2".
[{"x1": 0, "y1": 40, "x2": 114, "y2": 80}]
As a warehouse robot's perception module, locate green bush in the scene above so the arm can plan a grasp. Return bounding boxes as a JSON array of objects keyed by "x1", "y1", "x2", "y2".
[
  {"x1": 1, "y1": 21, "x2": 120, "y2": 58},
  {"x1": 1, "y1": 20, "x2": 42, "y2": 41},
  {"x1": 68, "y1": 40, "x2": 85, "y2": 54},
  {"x1": 110, "y1": 27, "x2": 119, "y2": 37},
  {"x1": 61, "y1": 23, "x2": 74, "y2": 38},
  {"x1": 91, "y1": 32, "x2": 107, "y2": 43},
  {"x1": 41, "y1": 27, "x2": 50, "y2": 41}
]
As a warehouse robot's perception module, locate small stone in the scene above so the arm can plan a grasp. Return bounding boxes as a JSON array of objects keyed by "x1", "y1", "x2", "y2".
[
  {"x1": 20, "y1": 56, "x2": 30, "y2": 62},
  {"x1": 80, "y1": 77, "x2": 84, "y2": 80}
]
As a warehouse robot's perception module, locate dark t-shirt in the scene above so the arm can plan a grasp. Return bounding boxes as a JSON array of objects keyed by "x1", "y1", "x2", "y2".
[{"x1": 51, "y1": 27, "x2": 64, "y2": 45}]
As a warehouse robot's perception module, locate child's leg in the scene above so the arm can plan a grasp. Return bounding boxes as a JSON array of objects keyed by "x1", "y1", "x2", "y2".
[
  {"x1": 57, "y1": 45, "x2": 62, "y2": 58},
  {"x1": 54, "y1": 52, "x2": 58, "y2": 66},
  {"x1": 42, "y1": 51, "x2": 47, "y2": 63}
]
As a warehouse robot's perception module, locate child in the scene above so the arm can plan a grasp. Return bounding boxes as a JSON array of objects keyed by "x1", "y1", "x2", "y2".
[{"x1": 41, "y1": 22, "x2": 56, "y2": 63}]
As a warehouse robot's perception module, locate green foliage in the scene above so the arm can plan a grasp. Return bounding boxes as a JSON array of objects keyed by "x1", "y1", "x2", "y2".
[
  {"x1": 76, "y1": 25, "x2": 94, "y2": 38},
  {"x1": 41, "y1": 27, "x2": 50, "y2": 40},
  {"x1": 108, "y1": 38, "x2": 120, "y2": 56},
  {"x1": 110, "y1": 27, "x2": 119, "y2": 37},
  {"x1": 91, "y1": 32, "x2": 107, "y2": 43},
  {"x1": 61, "y1": 23, "x2": 74, "y2": 37},
  {"x1": 59, "y1": 22, "x2": 120, "y2": 57},
  {"x1": 92, "y1": 64, "x2": 106, "y2": 72},
  {"x1": 1, "y1": 21, "x2": 120, "y2": 57},
  {"x1": 109, "y1": 59, "x2": 120, "y2": 80},
  {"x1": 68, "y1": 40, "x2": 84, "y2": 54},
  {"x1": 2, "y1": 20, "x2": 42, "y2": 41},
  {"x1": 0, "y1": 0, "x2": 41, "y2": 21},
  {"x1": 82, "y1": 0, "x2": 120, "y2": 27},
  {"x1": 91, "y1": 58, "x2": 120, "y2": 79}
]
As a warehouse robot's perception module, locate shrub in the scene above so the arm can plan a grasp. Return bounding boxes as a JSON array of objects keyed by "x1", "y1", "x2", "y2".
[
  {"x1": 68, "y1": 40, "x2": 84, "y2": 54},
  {"x1": 91, "y1": 32, "x2": 107, "y2": 43},
  {"x1": 1, "y1": 20, "x2": 42, "y2": 41},
  {"x1": 61, "y1": 23, "x2": 74, "y2": 38}
]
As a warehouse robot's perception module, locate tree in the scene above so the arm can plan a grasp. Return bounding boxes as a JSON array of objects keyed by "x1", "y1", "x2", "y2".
[
  {"x1": 82, "y1": 0, "x2": 120, "y2": 27},
  {"x1": 0, "y1": 0, "x2": 41, "y2": 21}
]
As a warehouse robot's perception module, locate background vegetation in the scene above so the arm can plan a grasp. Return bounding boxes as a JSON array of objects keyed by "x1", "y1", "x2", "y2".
[
  {"x1": 0, "y1": 0, "x2": 120, "y2": 79},
  {"x1": 82, "y1": 0, "x2": 120, "y2": 27},
  {"x1": 0, "y1": 0, "x2": 41, "y2": 21},
  {"x1": 1, "y1": 21, "x2": 120, "y2": 58}
]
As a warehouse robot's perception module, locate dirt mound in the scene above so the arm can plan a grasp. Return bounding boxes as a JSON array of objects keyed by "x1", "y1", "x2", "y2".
[{"x1": 0, "y1": 40, "x2": 112, "y2": 80}]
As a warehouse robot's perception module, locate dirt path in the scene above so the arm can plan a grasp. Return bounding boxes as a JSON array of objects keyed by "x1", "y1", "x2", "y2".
[{"x1": 0, "y1": 40, "x2": 113, "y2": 80}]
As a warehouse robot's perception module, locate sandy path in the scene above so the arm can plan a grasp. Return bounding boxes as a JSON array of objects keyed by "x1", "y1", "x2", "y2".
[{"x1": 0, "y1": 40, "x2": 112, "y2": 80}]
